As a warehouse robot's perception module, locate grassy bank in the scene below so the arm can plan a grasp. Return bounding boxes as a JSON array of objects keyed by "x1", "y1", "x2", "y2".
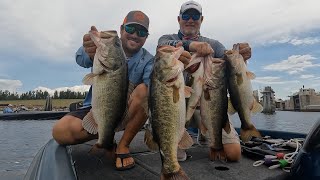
[{"x1": 0, "y1": 99, "x2": 83, "y2": 109}]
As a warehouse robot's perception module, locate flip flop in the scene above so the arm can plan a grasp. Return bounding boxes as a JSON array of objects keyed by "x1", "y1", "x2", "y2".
[{"x1": 115, "y1": 153, "x2": 135, "y2": 171}]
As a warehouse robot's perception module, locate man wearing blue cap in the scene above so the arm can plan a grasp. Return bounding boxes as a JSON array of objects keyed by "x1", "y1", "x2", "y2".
[
  {"x1": 158, "y1": 0, "x2": 251, "y2": 162},
  {"x1": 53, "y1": 10, "x2": 154, "y2": 171}
]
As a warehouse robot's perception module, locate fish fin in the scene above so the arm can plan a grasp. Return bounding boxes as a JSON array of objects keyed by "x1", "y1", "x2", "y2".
[
  {"x1": 173, "y1": 86, "x2": 180, "y2": 103},
  {"x1": 144, "y1": 129, "x2": 159, "y2": 151},
  {"x1": 227, "y1": 98, "x2": 237, "y2": 115},
  {"x1": 240, "y1": 125, "x2": 261, "y2": 142},
  {"x1": 251, "y1": 98, "x2": 263, "y2": 114},
  {"x1": 246, "y1": 71, "x2": 256, "y2": 79},
  {"x1": 236, "y1": 73, "x2": 243, "y2": 86},
  {"x1": 82, "y1": 110, "x2": 98, "y2": 134},
  {"x1": 184, "y1": 86, "x2": 194, "y2": 98},
  {"x1": 209, "y1": 148, "x2": 226, "y2": 161},
  {"x1": 82, "y1": 73, "x2": 96, "y2": 85},
  {"x1": 161, "y1": 168, "x2": 189, "y2": 180},
  {"x1": 178, "y1": 129, "x2": 194, "y2": 149}
]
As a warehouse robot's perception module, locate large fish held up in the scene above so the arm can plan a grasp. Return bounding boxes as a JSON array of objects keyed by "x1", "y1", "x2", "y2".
[
  {"x1": 145, "y1": 46, "x2": 193, "y2": 180},
  {"x1": 199, "y1": 56, "x2": 230, "y2": 160},
  {"x1": 225, "y1": 43, "x2": 263, "y2": 142},
  {"x1": 82, "y1": 30, "x2": 128, "y2": 150},
  {"x1": 185, "y1": 54, "x2": 205, "y2": 122}
]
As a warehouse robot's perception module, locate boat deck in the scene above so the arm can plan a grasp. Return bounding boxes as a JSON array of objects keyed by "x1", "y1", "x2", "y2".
[{"x1": 69, "y1": 131, "x2": 292, "y2": 180}]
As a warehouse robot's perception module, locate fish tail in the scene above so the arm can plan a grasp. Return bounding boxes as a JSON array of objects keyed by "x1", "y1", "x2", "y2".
[
  {"x1": 209, "y1": 148, "x2": 226, "y2": 161},
  {"x1": 240, "y1": 125, "x2": 261, "y2": 142},
  {"x1": 160, "y1": 168, "x2": 190, "y2": 180},
  {"x1": 144, "y1": 129, "x2": 159, "y2": 151}
]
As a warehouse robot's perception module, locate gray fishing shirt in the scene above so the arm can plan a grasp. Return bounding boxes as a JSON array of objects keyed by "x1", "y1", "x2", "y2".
[{"x1": 158, "y1": 33, "x2": 226, "y2": 58}]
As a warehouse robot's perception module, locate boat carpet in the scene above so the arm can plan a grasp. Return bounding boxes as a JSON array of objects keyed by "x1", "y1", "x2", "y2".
[{"x1": 70, "y1": 131, "x2": 291, "y2": 180}]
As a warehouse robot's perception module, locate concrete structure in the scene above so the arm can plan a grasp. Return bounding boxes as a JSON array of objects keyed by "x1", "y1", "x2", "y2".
[
  {"x1": 284, "y1": 87, "x2": 320, "y2": 112},
  {"x1": 275, "y1": 99, "x2": 285, "y2": 110},
  {"x1": 260, "y1": 86, "x2": 276, "y2": 113}
]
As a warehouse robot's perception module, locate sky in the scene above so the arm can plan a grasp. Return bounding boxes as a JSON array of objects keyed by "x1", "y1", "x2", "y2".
[{"x1": 0, "y1": 0, "x2": 320, "y2": 100}]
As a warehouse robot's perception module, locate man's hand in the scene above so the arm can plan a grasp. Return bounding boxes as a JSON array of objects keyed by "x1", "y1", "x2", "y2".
[
  {"x1": 189, "y1": 41, "x2": 214, "y2": 57},
  {"x1": 175, "y1": 42, "x2": 192, "y2": 66},
  {"x1": 238, "y1": 42, "x2": 251, "y2": 61},
  {"x1": 83, "y1": 26, "x2": 98, "y2": 61},
  {"x1": 176, "y1": 42, "x2": 200, "y2": 73}
]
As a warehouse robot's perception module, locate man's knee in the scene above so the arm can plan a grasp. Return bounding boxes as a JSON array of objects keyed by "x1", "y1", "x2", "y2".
[
  {"x1": 129, "y1": 84, "x2": 148, "y2": 112},
  {"x1": 52, "y1": 115, "x2": 83, "y2": 145},
  {"x1": 223, "y1": 143, "x2": 241, "y2": 162}
]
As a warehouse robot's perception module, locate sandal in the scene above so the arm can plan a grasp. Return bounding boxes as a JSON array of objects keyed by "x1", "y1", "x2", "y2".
[{"x1": 115, "y1": 153, "x2": 135, "y2": 171}]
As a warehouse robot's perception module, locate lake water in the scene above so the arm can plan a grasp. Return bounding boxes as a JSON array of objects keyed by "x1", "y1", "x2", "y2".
[{"x1": 0, "y1": 111, "x2": 319, "y2": 180}]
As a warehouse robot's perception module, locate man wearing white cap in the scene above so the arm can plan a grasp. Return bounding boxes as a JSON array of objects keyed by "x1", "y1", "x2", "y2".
[{"x1": 158, "y1": 0, "x2": 251, "y2": 162}]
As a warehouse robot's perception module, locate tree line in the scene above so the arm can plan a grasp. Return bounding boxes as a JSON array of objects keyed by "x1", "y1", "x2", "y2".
[{"x1": 0, "y1": 90, "x2": 88, "y2": 100}]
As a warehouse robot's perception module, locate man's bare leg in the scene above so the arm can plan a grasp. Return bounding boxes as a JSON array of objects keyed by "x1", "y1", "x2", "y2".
[
  {"x1": 115, "y1": 84, "x2": 148, "y2": 169},
  {"x1": 223, "y1": 143, "x2": 241, "y2": 161},
  {"x1": 52, "y1": 115, "x2": 97, "y2": 145}
]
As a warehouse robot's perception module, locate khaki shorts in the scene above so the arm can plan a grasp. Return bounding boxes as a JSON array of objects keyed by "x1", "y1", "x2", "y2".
[{"x1": 222, "y1": 122, "x2": 240, "y2": 144}]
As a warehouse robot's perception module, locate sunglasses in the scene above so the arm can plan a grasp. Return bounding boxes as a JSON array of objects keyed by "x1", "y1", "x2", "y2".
[
  {"x1": 181, "y1": 14, "x2": 201, "y2": 21},
  {"x1": 124, "y1": 25, "x2": 149, "y2": 37}
]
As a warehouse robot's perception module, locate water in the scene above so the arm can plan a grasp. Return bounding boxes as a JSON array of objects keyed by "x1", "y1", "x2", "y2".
[
  {"x1": 0, "y1": 111, "x2": 319, "y2": 180},
  {"x1": 0, "y1": 120, "x2": 56, "y2": 180},
  {"x1": 230, "y1": 111, "x2": 320, "y2": 134}
]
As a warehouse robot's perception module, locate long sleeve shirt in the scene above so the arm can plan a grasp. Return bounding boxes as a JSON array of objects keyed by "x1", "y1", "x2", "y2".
[
  {"x1": 157, "y1": 32, "x2": 226, "y2": 58},
  {"x1": 75, "y1": 46, "x2": 154, "y2": 108}
]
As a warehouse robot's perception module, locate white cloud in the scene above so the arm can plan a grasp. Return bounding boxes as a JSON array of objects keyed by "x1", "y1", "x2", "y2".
[
  {"x1": 252, "y1": 76, "x2": 299, "y2": 84},
  {"x1": 34, "y1": 85, "x2": 90, "y2": 96},
  {"x1": 264, "y1": 55, "x2": 319, "y2": 74},
  {"x1": 269, "y1": 37, "x2": 320, "y2": 46},
  {"x1": 0, "y1": 79, "x2": 23, "y2": 92},
  {"x1": 290, "y1": 37, "x2": 320, "y2": 46},
  {"x1": 300, "y1": 74, "x2": 315, "y2": 79},
  {"x1": 1, "y1": 0, "x2": 320, "y2": 62}
]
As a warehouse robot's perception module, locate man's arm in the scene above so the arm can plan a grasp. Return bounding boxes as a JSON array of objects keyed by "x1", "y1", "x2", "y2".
[
  {"x1": 158, "y1": 34, "x2": 191, "y2": 51},
  {"x1": 142, "y1": 57, "x2": 154, "y2": 87},
  {"x1": 75, "y1": 46, "x2": 93, "y2": 68}
]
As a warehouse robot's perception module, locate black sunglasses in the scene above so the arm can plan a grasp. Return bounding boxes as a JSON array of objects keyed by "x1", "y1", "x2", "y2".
[
  {"x1": 123, "y1": 25, "x2": 149, "y2": 37},
  {"x1": 181, "y1": 14, "x2": 201, "y2": 21}
]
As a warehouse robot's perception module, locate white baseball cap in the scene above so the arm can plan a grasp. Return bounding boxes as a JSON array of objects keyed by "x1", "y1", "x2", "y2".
[{"x1": 180, "y1": 1, "x2": 202, "y2": 15}]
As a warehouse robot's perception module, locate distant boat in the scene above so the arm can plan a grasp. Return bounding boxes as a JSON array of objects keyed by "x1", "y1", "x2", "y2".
[{"x1": 24, "y1": 120, "x2": 320, "y2": 180}]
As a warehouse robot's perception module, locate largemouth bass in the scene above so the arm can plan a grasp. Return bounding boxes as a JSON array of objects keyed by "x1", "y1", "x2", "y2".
[
  {"x1": 185, "y1": 54, "x2": 204, "y2": 122},
  {"x1": 82, "y1": 30, "x2": 128, "y2": 149},
  {"x1": 225, "y1": 43, "x2": 263, "y2": 142},
  {"x1": 200, "y1": 56, "x2": 230, "y2": 160},
  {"x1": 145, "y1": 46, "x2": 193, "y2": 180}
]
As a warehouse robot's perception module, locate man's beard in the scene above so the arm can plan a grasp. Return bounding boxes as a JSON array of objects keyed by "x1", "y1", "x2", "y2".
[{"x1": 182, "y1": 28, "x2": 199, "y2": 37}]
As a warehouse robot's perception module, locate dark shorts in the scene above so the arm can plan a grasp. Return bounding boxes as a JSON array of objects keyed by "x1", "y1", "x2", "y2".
[{"x1": 66, "y1": 106, "x2": 91, "y2": 120}]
